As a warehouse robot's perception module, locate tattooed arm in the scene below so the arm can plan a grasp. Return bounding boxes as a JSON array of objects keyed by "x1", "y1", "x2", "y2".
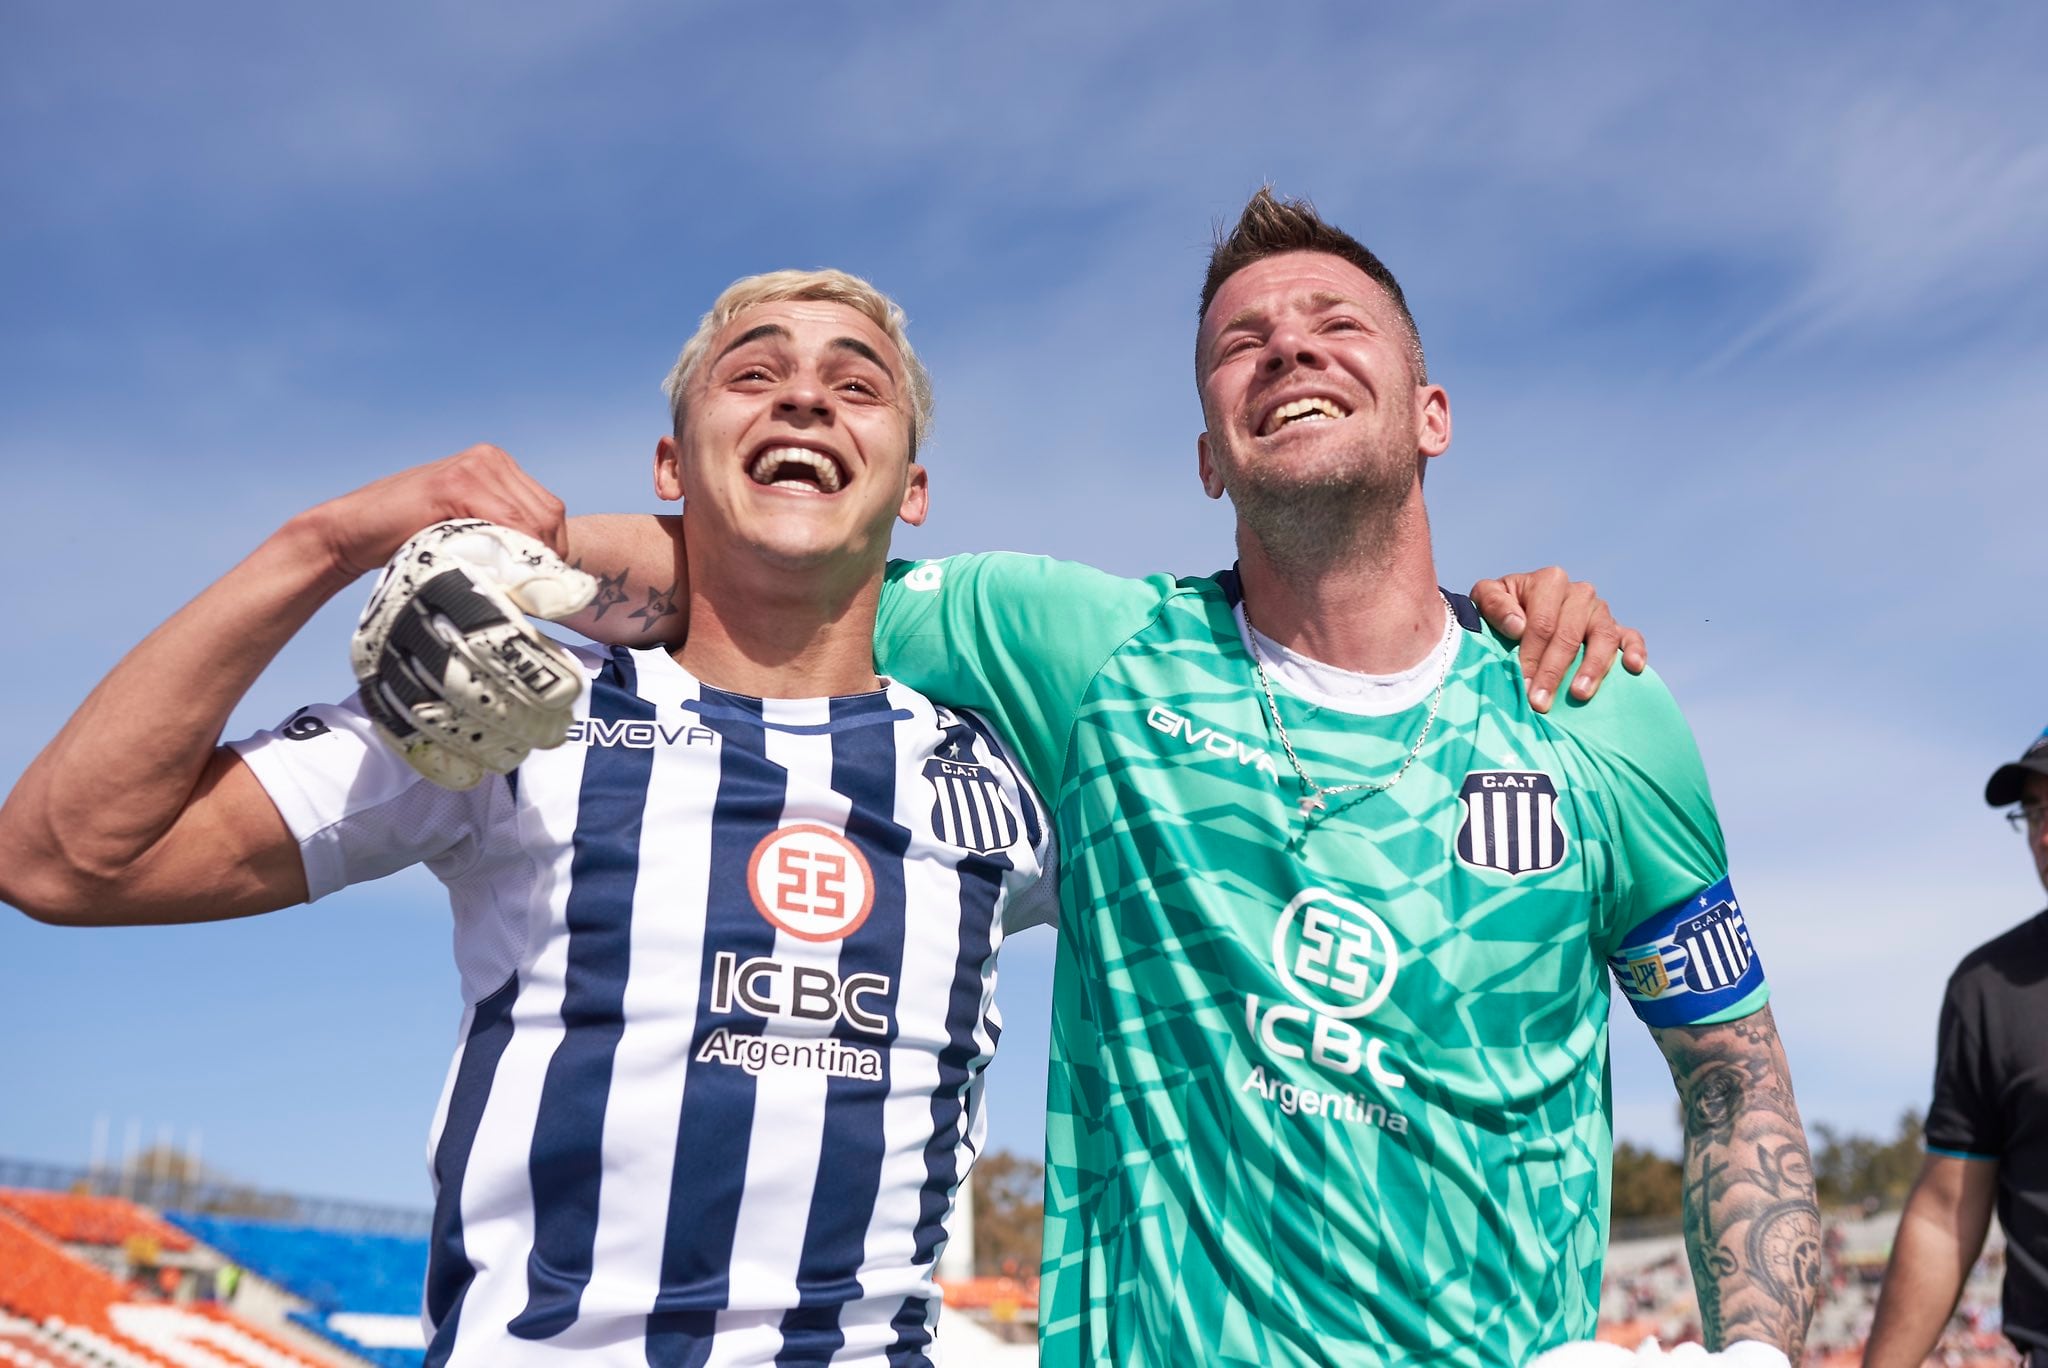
[
  {"x1": 1651, "y1": 1005, "x2": 1821, "y2": 1360},
  {"x1": 559, "y1": 513, "x2": 687, "y2": 645}
]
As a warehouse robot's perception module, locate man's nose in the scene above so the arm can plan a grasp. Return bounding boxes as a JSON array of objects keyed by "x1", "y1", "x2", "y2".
[
  {"x1": 775, "y1": 375, "x2": 833, "y2": 419},
  {"x1": 1262, "y1": 326, "x2": 1324, "y2": 374}
]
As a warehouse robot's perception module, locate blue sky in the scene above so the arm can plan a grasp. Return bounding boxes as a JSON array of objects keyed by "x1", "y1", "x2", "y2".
[{"x1": 3, "y1": 1, "x2": 2044, "y2": 1208}]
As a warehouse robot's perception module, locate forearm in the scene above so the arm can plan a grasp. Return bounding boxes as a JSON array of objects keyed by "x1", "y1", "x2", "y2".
[
  {"x1": 561, "y1": 513, "x2": 687, "y2": 645},
  {"x1": 1863, "y1": 1158, "x2": 1995, "y2": 1368},
  {"x1": 0, "y1": 513, "x2": 351, "y2": 908},
  {"x1": 1660, "y1": 1009, "x2": 1821, "y2": 1358},
  {"x1": 1863, "y1": 1220, "x2": 1969, "y2": 1367}
]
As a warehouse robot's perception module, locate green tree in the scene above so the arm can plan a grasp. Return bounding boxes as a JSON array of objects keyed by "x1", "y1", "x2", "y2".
[
  {"x1": 971, "y1": 1150, "x2": 1044, "y2": 1277},
  {"x1": 1812, "y1": 1110, "x2": 1923, "y2": 1208},
  {"x1": 1610, "y1": 1141, "x2": 1684, "y2": 1221}
]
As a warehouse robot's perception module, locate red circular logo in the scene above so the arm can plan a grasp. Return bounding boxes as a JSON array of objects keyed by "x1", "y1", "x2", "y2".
[{"x1": 746, "y1": 824, "x2": 876, "y2": 942}]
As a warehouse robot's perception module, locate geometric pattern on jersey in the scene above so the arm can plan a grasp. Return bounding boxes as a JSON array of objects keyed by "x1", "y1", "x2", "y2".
[
  {"x1": 872, "y1": 555, "x2": 1755, "y2": 1368},
  {"x1": 231, "y1": 644, "x2": 1052, "y2": 1368}
]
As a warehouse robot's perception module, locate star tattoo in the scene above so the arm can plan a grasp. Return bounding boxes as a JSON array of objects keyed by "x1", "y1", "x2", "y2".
[
  {"x1": 586, "y1": 568, "x2": 629, "y2": 620},
  {"x1": 628, "y1": 579, "x2": 679, "y2": 630}
]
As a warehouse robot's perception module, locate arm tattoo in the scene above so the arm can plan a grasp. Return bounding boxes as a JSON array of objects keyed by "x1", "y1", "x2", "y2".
[
  {"x1": 573, "y1": 561, "x2": 630, "y2": 621},
  {"x1": 1655, "y1": 1005, "x2": 1820, "y2": 1360},
  {"x1": 627, "y1": 578, "x2": 681, "y2": 631}
]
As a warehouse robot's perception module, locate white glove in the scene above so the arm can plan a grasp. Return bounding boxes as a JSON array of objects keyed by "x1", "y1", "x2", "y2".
[
  {"x1": 350, "y1": 519, "x2": 597, "y2": 790},
  {"x1": 1526, "y1": 1338, "x2": 1790, "y2": 1368}
]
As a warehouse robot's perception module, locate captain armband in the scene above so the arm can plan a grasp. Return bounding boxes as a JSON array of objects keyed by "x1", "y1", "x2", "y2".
[{"x1": 1606, "y1": 874, "x2": 1767, "y2": 1027}]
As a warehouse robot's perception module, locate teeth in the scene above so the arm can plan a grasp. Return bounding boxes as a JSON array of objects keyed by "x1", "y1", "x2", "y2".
[
  {"x1": 748, "y1": 447, "x2": 844, "y2": 493},
  {"x1": 1260, "y1": 397, "x2": 1347, "y2": 437}
]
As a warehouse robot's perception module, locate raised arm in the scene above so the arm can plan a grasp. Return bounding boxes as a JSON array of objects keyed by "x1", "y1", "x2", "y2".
[
  {"x1": 1862, "y1": 1154, "x2": 1998, "y2": 1368},
  {"x1": 557, "y1": 514, "x2": 1646, "y2": 711},
  {"x1": 1651, "y1": 1006, "x2": 1821, "y2": 1362},
  {"x1": 0, "y1": 446, "x2": 566, "y2": 926},
  {"x1": 560, "y1": 512, "x2": 688, "y2": 646}
]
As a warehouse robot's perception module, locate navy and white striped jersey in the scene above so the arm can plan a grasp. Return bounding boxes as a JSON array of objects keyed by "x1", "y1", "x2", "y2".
[{"x1": 232, "y1": 643, "x2": 1055, "y2": 1367}]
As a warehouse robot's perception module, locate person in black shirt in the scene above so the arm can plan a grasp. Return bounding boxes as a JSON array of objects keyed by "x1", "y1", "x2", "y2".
[{"x1": 1866, "y1": 726, "x2": 2048, "y2": 1368}]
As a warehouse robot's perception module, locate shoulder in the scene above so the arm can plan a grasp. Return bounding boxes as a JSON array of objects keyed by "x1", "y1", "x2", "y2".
[
  {"x1": 885, "y1": 551, "x2": 1187, "y2": 606},
  {"x1": 1539, "y1": 662, "x2": 1691, "y2": 744},
  {"x1": 1521, "y1": 662, "x2": 1707, "y2": 792},
  {"x1": 1949, "y1": 908, "x2": 2048, "y2": 993}
]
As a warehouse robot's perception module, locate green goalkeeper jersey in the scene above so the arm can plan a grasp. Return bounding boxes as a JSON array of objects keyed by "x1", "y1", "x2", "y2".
[{"x1": 873, "y1": 554, "x2": 1765, "y2": 1367}]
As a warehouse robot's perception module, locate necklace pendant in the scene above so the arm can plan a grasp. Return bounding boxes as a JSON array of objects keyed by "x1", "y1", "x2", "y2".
[{"x1": 1299, "y1": 792, "x2": 1327, "y2": 814}]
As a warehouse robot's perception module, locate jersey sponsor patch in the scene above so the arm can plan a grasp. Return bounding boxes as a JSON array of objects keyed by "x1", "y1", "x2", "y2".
[
  {"x1": 1608, "y1": 875, "x2": 1765, "y2": 1026},
  {"x1": 923, "y1": 754, "x2": 1022, "y2": 855},
  {"x1": 747, "y1": 823, "x2": 875, "y2": 942},
  {"x1": 1453, "y1": 770, "x2": 1568, "y2": 875},
  {"x1": 1271, "y1": 888, "x2": 1400, "y2": 1020}
]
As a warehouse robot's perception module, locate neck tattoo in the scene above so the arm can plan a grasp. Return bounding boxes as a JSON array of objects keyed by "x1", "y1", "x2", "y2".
[{"x1": 1243, "y1": 594, "x2": 1458, "y2": 815}]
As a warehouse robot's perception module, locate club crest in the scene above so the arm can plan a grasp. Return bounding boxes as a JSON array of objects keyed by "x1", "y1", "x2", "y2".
[
  {"x1": 1454, "y1": 770, "x2": 1568, "y2": 876},
  {"x1": 924, "y1": 755, "x2": 1022, "y2": 856},
  {"x1": 1677, "y1": 896, "x2": 1753, "y2": 993}
]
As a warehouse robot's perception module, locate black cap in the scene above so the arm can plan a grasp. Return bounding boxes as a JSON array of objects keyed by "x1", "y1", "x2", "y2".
[{"x1": 1985, "y1": 726, "x2": 2048, "y2": 807}]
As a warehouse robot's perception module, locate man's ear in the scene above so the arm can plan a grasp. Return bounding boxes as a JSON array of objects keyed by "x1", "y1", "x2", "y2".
[
  {"x1": 897, "y1": 462, "x2": 930, "y2": 527},
  {"x1": 1417, "y1": 385, "x2": 1451, "y2": 460},
  {"x1": 654, "y1": 435, "x2": 685, "y2": 503},
  {"x1": 1197, "y1": 431, "x2": 1226, "y2": 500}
]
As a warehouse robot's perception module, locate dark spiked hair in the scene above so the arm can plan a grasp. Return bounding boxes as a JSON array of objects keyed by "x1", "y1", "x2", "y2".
[{"x1": 1200, "y1": 187, "x2": 1426, "y2": 381}]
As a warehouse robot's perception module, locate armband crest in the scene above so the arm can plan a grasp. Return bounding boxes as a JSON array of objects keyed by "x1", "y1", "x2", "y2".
[{"x1": 1608, "y1": 875, "x2": 1765, "y2": 1027}]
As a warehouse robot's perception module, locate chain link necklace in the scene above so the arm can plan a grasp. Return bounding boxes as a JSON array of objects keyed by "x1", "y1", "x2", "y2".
[{"x1": 1244, "y1": 594, "x2": 1458, "y2": 814}]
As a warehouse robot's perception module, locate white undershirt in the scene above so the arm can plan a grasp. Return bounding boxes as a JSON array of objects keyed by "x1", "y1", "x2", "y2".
[{"x1": 1233, "y1": 602, "x2": 1462, "y2": 718}]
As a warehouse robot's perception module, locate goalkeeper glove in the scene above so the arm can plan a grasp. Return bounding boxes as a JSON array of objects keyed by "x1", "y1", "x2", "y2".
[{"x1": 350, "y1": 519, "x2": 596, "y2": 790}]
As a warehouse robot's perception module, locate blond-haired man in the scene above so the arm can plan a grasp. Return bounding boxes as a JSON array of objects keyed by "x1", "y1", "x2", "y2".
[{"x1": 0, "y1": 270, "x2": 1059, "y2": 1366}]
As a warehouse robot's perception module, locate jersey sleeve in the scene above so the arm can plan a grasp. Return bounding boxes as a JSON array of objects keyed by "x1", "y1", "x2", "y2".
[
  {"x1": 1561, "y1": 668, "x2": 1768, "y2": 1028},
  {"x1": 875, "y1": 553, "x2": 1175, "y2": 798},
  {"x1": 1924, "y1": 965, "x2": 2002, "y2": 1160},
  {"x1": 230, "y1": 696, "x2": 500, "y2": 901}
]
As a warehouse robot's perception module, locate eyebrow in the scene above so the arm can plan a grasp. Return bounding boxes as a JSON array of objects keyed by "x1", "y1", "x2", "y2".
[
  {"x1": 1212, "y1": 290, "x2": 1368, "y2": 343},
  {"x1": 831, "y1": 335, "x2": 895, "y2": 378},
  {"x1": 713, "y1": 323, "x2": 897, "y2": 380},
  {"x1": 714, "y1": 323, "x2": 788, "y2": 363}
]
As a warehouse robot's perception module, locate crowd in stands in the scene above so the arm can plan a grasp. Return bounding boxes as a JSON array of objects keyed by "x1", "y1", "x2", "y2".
[
  {"x1": 0, "y1": 1182, "x2": 2023, "y2": 1366},
  {"x1": 1594, "y1": 1214, "x2": 2011, "y2": 1367}
]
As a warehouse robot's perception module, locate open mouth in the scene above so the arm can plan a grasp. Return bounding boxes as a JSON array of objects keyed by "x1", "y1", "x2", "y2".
[
  {"x1": 1258, "y1": 396, "x2": 1350, "y2": 437},
  {"x1": 747, "y1": 445, "x2": 847, "y2": 494}
]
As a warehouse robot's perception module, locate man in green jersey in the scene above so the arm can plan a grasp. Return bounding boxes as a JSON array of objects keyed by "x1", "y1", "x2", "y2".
[{"x1": 359, "y1": 193, "x2": 1816, "y2": 1366}]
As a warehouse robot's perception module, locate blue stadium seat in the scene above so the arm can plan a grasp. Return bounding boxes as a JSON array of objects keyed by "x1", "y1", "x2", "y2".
[{"x1": 166, "y1": 1211, "x2": 429, "y2": 1367}]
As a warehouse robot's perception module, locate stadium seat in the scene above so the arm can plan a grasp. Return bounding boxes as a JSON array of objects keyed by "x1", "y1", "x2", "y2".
[{"x1": 0, "y1": 1192, "x2": 193, "y2": 1254}]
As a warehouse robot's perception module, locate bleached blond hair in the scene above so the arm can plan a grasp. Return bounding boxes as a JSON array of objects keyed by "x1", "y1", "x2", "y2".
[{"x1": 661, "y1": 268, "x2": 934, "y2": 456}]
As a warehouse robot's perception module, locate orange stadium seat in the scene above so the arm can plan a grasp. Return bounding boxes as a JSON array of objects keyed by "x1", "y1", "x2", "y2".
[
  {"x1": 0, "y1": 1208, "x2": 151, "y2": 1347},
  {"x1": 0, "y1": 1190, "x2": 193, "y2": 1253},
  {"x1": 0, "y1": 1207, "x2": 325, "y2": 1368}
]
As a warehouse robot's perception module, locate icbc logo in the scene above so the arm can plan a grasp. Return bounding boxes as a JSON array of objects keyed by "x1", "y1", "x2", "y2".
[
  {"x1": 1272, "y1": 888, "x2": 1398, "y2": 1017},
  {"x1": 1245, "y1": 888, "x2": 1407, "y2": 1087},
  {"x1": 747, "y1": 824, "x2": 875, "y2": 942}
]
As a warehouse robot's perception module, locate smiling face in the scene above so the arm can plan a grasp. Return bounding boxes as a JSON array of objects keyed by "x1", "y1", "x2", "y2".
[
  {"x1": 656, "y1": 297, "x2": 927, "y2": 575},
  {"x1": 1195, "y1": 251, "x2": 1448, "y2": 541}
]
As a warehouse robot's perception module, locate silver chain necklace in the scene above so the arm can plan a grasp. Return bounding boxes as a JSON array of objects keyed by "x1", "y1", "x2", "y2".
[{"x1": 1244, "y1": 595, "x2": 1458, "y2": 814}]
